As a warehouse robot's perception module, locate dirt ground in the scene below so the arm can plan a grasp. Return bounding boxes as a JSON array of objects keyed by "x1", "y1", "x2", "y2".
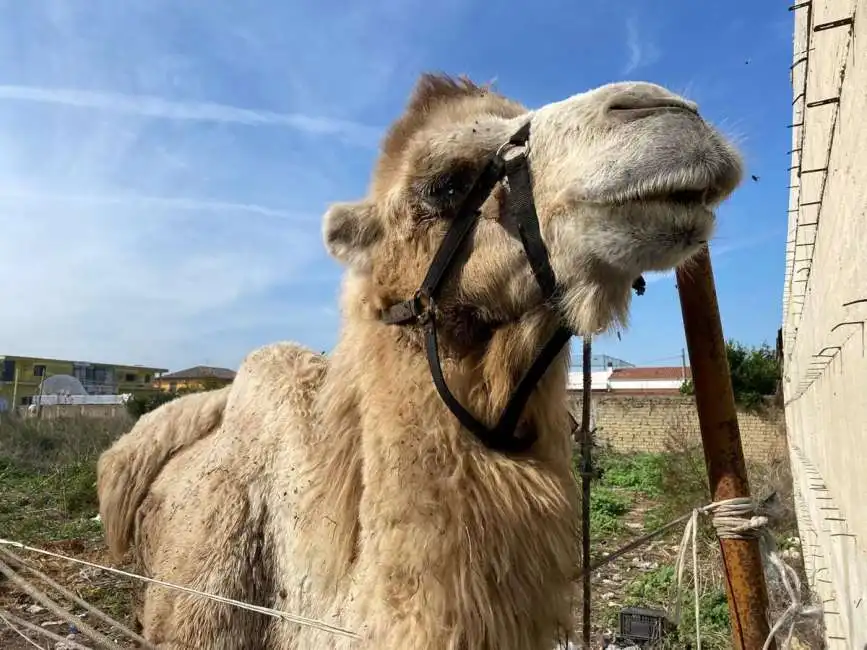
[
  {"x1": 0, "y1": 536, "x2": 139, "y2": 649},
  {"x1": 0, "y1": 499, "x2": 684, "y2": 649}
]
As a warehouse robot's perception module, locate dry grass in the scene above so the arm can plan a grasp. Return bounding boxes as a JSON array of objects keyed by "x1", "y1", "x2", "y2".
[
  {"x1": 0, "y1": 407, "x2": 826, "y2": 649},
  {"x1": 0, "y1": 412, "x2": 131, "y2": 543},
  {"x1": 629, "y1": 415, "x2": 826, "y2": 648},
  {"x1": 0, "y1": 411, "x2": 140, "y2": 648}
]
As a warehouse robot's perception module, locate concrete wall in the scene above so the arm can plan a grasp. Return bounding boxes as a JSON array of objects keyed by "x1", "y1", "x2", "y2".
[
  {"x1": 568, "y1": 394, "x2": 786, "y2": 464},
  {"x1": 782, "y1": 0, "x2": 867, "y2": 646},
  {"x1": 18, "y1": 404, "x2": 127, "y2": 419}
]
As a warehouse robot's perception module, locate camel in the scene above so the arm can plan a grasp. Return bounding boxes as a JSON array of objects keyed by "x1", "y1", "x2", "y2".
[{"x1": 96, "y1": 73, "x2": 743, "y2": 649}]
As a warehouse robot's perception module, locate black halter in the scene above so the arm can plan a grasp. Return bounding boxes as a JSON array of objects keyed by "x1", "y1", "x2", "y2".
[
  {"x1": 380, "y1": 121, "x2": 645, "y2": 453},
  {"x1": 380, "y1": 121, "x2": 572, "y2": 454}
]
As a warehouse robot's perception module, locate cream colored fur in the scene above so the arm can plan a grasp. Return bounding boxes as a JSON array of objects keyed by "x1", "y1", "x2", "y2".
[{"x1": 97, "y1": 73, "x2": 743, "y2": 649}]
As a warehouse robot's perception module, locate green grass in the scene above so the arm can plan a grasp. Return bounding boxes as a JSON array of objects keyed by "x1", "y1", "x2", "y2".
[
  {"x1": 596, "y1": 452, "x2": 666, "y2": 497},
  {"x1": 0, "y1": 413, "x2": 129, "y2": 543},
  {"x1": 579, "y1": 443, "x2": 802, "y2": 648},
  {"x1": 588, "y1": 485, "x2": 631, "y2": 538},
  {"x1": 621, "y1": 563, "x2": 731, "y2": 649}
]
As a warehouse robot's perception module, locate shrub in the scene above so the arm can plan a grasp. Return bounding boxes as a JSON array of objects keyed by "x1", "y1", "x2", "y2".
[
  {"x1": 597, "y1": 452, "x2": 665, "y2": 496},
  {"x1": 125, "y1": 390, "x2": 180, "y2": 419},
  {"x1": 680, "y1": 339, "x2": 781, "y2": 412},
  {"x1": 589, "y1": 486, "x2": 631, "y2": 537}
]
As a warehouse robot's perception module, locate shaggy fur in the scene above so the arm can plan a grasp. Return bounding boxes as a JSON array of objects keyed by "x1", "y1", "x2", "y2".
[{"x1": 97, "y1": 73, "x2": 743, "y2": 649}]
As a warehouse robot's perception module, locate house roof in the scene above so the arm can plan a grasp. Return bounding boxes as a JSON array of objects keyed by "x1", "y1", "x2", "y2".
[
  {"x1": 610, "y1": 366, "x2": 692, "y2": 381},
  {"x1": 0, "y1": 354, "x2": 167, "y2": 373},
  {"x1": 158, "y1": 365, "x2": 236, "y2": 381}
]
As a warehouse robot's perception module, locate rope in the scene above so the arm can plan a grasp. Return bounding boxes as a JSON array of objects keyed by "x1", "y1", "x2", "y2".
[
  {"x1": 0, "y1": 545, "x2": 151, "y2": 647},
  {"x1": 0, "y1": 608, "x2": 93, "y2": 649},
  {"x1": 0, "y1": 609, "x2": 48, "y2": 649},
  {"x1": 672, "y1": 497, "x2": 821, "y2": 650},
  {"x1": 0, "y1": 556, "x2": 119, "y2": 649},
  {"x1": 0, "y1": 538, "x2": 361, "y2": 642}
]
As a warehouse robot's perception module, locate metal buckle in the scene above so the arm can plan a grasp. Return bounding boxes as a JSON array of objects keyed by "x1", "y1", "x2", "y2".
[{"x1": 412, "y1": 289, "x2": 434, "y2": 325}]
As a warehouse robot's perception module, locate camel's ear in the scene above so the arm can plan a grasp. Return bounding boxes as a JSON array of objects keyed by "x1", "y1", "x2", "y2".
[{"x1": 322, "y1": 200, "x2": 383, "y2": 272}]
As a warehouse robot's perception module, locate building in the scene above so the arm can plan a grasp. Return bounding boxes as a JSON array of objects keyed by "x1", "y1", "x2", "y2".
[
  {"x1": 566, "y1": 365, "x2": 691, "y2": 395},
  {"x1": 589, "y1": 353, "x2": 635, "y2": 371},
  {"x1": 152, "y1": 365, "x2": 236, "y2": 392},
  {"x1": 781, "y1": 1, "x2": 867, "y2": 645},
  {"x1": 0, "y1": 354, "x2": 168, "y2": 411},
  {"x1": 606, "y1": 366, "x2": 691, "y2": 395},
  {"x1": 566, "y1": 368, "x2": 617, "y2": 392}
]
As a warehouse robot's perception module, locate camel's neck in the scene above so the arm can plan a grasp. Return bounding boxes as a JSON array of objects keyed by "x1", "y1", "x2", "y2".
[
  {"x1": 352, "y1": 308, "x2": 574, "y2": 453},
  {"x1": 327, "y1": 315, "x2": 578, "y2": 648}
]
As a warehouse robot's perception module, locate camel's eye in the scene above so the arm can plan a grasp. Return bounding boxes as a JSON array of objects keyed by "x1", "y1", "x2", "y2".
[{"x1": 418, "y1": 163, "x2": 477, "y2": 214}]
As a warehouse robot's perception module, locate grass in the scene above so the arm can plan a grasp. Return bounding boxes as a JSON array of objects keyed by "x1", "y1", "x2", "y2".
[
  {"x1": 588, "y1": 486, "x2": 631, "y2": 537},
  {"x1": 0, "y1": 413, "x2": 130, "y2": 542},
  {"x1": 573, "y1": 421, "x2": 820, "y2": 647},
  {"x1": 0, "y1": 412, "x2": 140, "y2": 647},
  {"x1": 596, "y1": 452, "x2": 666, "y2": 497},
  {"x1": 1, "y1": 409, "x2": 821, "y2": 648}
]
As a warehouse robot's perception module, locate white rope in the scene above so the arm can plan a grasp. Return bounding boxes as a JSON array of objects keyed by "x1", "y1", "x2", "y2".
[
  {"x1": 0, "y1": 556, "x2": 119, "y2": 649},
  {"x1": 0, "y1": 609, "x2": 47, "y2": 649},
  {"x1": 0, "y1": 544, "x2": 153, "y2": 648},
  {"x1": 0, "y1": 538, "x2": 361, "y2": 642},
  {"x1": 0, "y1": 608, "x2": 93, "y2": 649},
  {"x1": 672, "y1": 497, "x2": 822, "y2": 650}
]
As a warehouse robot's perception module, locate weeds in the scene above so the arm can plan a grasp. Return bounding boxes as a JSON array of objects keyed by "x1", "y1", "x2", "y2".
[
  {"x1": 589, "y1": 486, "x2": 631, "y2": 538},
  {"x1": 597, "y1": 452, "x2": 665, "y2": 497},
  {"x1": 621, "y1": 563, "x2": 731, "y2": 648},
  {"x1": 0, "y1": 413, "x2": 130, "y2": 542}
]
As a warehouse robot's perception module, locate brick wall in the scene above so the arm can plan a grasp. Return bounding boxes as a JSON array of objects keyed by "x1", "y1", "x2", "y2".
[{"x1": 569, "y1": 394, "x2": 787, "y2": 464}]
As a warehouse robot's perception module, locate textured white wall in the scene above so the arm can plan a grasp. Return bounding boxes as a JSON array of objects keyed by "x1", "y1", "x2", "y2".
[{"x1": 782, "y1": 0, "x2": 867, "y2": 646}]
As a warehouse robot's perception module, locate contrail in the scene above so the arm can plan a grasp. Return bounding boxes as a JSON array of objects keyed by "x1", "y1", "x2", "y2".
[
  {"x1": 0, "y1": 84, "x2": 381, "y2": 144},
  {"x1": 0, "y1": 189, "x2": 317, "y2": 223}
]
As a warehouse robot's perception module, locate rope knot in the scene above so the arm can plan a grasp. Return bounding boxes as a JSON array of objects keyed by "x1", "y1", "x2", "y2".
[{"x1": 673, "y1": 496, "x2": 819, "y2": 650}]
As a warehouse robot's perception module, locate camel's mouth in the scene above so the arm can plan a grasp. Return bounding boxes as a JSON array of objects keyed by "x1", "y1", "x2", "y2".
[{"x1": 602, "y1": 183, "x2": 726, "y2": 211}]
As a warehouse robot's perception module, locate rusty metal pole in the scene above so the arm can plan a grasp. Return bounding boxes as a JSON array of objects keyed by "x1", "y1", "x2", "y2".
[{"x1": 675, "y1": 246, "x2": 775, "y2": 650}]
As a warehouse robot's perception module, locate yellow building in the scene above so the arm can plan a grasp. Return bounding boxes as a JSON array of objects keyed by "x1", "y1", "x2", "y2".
[
  {"x1": 152, "y1": 365, "x2": 236, "y2": 393},
  {"x1": 0, "y1": 354, "x2": 167, "y2": 411}
]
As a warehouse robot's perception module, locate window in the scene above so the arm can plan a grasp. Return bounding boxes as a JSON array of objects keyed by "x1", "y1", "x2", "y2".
[
  {"x1": 124, "y1": 373, "x2": 137, "y2": 382},
  {"x1": 33, "y1": 365, "x2": 46, "y2": 377},
  {"x1": 144, "y1": 374, "x2": 152, "y2": 383},
  {"x1": 1, "y1": 360, "x2": 15, "y2": 382},
  {"x1": 21, "y1": 395, "x2": 33, "y2": 406},
  {"x1": 169, "y1": 382, "x2": 177, "y2": 392}
]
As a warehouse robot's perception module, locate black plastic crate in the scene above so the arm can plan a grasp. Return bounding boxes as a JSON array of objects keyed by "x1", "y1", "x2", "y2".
[{"x1": 618, "y1": 606, "x2": 671, "y2": 643}]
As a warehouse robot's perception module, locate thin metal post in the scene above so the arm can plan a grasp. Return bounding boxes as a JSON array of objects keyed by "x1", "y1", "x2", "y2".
[
  {"x1": 579, "y1": 336, "x2": 593, "y2": 649},
  {"x1": 675, "y1": 247, "x2": 775, "y2": 650}
]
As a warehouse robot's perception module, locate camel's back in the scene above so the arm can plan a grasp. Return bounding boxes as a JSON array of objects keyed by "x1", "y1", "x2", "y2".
[
  {"x1": 126, "y1": 343, "x2": 331, "y2": 645},
  {"x1": 148, "y1": 341, "x2": 329, "y2": 511}
]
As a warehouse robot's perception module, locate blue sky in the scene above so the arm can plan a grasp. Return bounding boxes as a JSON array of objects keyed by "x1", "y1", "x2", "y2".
[{"x1": 0, "y1": 0, "x2": 793, "y2": 372}]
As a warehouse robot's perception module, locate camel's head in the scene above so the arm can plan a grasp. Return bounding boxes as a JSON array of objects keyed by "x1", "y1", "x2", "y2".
[{"x1": 323, "y1": 73, "x2": 742, "y2": 336}]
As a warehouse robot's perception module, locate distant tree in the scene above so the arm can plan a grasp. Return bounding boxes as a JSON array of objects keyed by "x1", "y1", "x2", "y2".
[
  {"x1": 679, "y1": 339, "x2": 781, "y2": 411},
  {"x1": 126, "y1": 377, "x2": 231, "y2": 420},
  {"x1": 125, "y1": 391, "x2": 181, "y2": 420}
]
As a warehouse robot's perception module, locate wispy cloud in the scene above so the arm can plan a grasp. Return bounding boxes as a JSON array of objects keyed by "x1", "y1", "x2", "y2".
[
  {"x1": 0, "y1": 1, "x2": 427, "y2": 371},
  {"x1": 622, "y1": 15, "x2": 661, "y2": 75},
  {"x1": 0, "y1": 190, "x2": 317, "y2": 223},
  {"x1": 0, "y1": 0, "x2": 481, "y2": 371},
  {"x1": 0, "y1": 85, "x2": 380, "y2": 146}
]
